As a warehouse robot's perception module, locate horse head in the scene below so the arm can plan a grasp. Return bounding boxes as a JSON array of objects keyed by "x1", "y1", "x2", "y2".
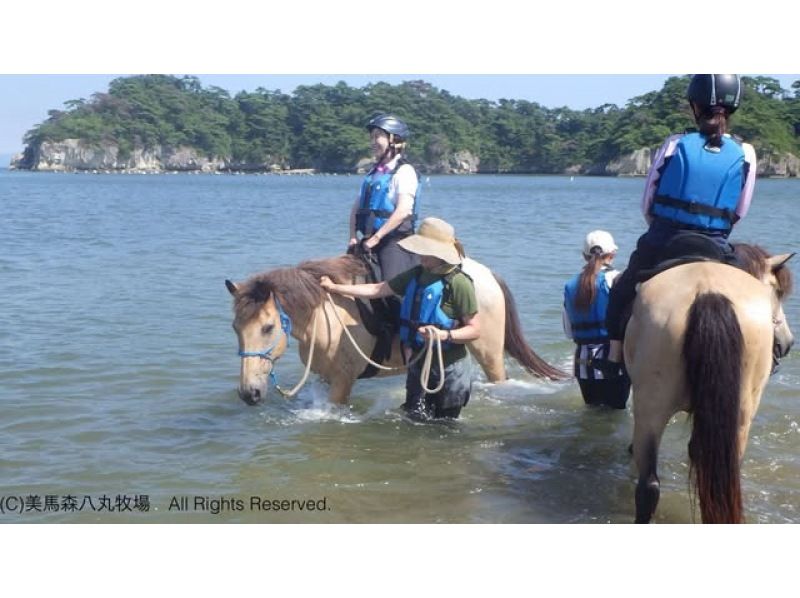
[
  {"x1": 226, "y1": 278, "x2": 290, "y2": 404},
  {"x1": 765, "y1": 253, "x2": 795, "y2": 359},
  {"x1": 735, "y1": 244, "x2": 795, "y2": 359}
]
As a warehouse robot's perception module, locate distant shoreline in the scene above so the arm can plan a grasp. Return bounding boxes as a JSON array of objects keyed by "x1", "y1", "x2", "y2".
[{"x1": 5, "y1": 168, "x2": 800, "y2": 180}]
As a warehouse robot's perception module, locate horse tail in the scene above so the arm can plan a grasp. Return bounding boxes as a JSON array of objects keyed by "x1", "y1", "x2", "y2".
[
  {"x1": 492, "y1": 272, "x2": 570, "y2": 380},
  {"x1": 684, "y1": 292, "x2": 744, "y2": 523}
]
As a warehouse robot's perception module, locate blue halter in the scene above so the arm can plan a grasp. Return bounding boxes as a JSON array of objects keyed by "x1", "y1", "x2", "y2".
[{"x1": 238, "y1": 295, "x2": 293, "y2": 378}]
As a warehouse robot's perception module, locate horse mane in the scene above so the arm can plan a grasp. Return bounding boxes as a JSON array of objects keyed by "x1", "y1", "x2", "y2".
[
  {"x1": 733, "y1": 243, "x2": 793, "y2": 297},
  {"x1": 232, "y1": 255, "x2": 368, "y2": 323}
]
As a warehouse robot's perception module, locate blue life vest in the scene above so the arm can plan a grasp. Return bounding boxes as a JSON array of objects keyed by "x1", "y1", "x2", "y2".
[
  {"x1": 650, "y1": 132, "x2": 745, "y2": 233},
  {"x1": 355, "y1": 158, "x2": 419, "y2": 237},
  {"x1": 399, "y1": 270, "x2": 458, "y2": 349},
  {"x1": 564, "y1": 269, "x2": 611, "y2": 344}
]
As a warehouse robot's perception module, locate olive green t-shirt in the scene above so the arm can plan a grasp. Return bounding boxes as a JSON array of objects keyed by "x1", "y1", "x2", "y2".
[{"x1": 388, "y1": 265, "x2": 478, "y2": 365}]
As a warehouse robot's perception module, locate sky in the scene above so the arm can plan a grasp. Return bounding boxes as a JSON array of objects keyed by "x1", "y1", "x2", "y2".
[
  {"x1": 1, "y1": 73, "x2": 797, "y2": 161},
  {"x1": 2, "y1": 1, "x2": 798, "y2": 165}
]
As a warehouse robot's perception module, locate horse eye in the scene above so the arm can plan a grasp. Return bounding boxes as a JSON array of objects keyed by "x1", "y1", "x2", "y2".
[{"x1": 261, "y1": 324, "x2": 275, "y2": 335}]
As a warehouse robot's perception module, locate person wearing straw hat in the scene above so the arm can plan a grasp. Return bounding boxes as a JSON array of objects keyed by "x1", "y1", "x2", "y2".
[
  {"x1": 563, "y1": 230, "x2": 630, "y2": 409},
  {"x1": 322, "y1": 217, "x2": 480, "y2": 421}
]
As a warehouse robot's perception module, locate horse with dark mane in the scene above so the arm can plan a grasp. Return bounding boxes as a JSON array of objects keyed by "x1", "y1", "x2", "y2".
[
  {"x1": 226, "y1": 254, "x2": 567, "y2": 405},
  {"x1": 626, "y1": 243, "x2": 794, "y2": 523}
]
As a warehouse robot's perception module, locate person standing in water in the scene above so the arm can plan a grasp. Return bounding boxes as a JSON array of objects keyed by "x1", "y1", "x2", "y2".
[
  {"x1": 563, "y1": 230, "x2": 630, "y2": 409},
  {"x1": 324, "y1": 217, "x2": 479, "y2": 421}
]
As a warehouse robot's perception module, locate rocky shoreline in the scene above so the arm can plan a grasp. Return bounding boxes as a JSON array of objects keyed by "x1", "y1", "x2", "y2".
[{"x1": 9, "y1": 139, "x2": 800, "y2": 177}]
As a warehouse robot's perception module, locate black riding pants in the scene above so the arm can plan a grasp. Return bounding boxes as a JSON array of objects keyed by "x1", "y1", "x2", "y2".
[
  {"x1": 573, "y1": 343, "x2": 631, "y2": 409},
  {"x1": 578, "y1": 378, "x2": 631, "y2": 410},
  {"x1": 374, "y1": 234, "x2": 419, "y2": 282},
  {"x1": 605, "y1": 226, "x2": 735, "y2": 341},
  {"x1": 605, "y1": 235, "x2": 662, "y2": 341}
]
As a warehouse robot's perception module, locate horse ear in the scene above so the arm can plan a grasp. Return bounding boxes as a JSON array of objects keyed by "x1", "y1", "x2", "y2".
[
  {"x1": 225, "y1": 279, "x2": 239, "y2": 296},
  {"x1": 768, "y1": 253, "x2": 795, "y2": 271}
]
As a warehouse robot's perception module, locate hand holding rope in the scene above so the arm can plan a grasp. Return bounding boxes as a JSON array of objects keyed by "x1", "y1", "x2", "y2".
[{"x1": 323, "y1": 292, "x2": 446, "y2": 392}]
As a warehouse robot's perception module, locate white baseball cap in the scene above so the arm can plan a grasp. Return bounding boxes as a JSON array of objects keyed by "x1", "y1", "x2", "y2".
[{"x1": 583, "y1": 230, "x2": 618, "y2": 257}]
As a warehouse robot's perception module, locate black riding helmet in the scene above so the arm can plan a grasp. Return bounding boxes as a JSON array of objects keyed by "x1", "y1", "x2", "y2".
[
  {"x1": 366, "y1": 113, "x2": 410, "y2": 140},
  {"x1": 687, "y1": 74, "x2": 742, "y2": 114}
]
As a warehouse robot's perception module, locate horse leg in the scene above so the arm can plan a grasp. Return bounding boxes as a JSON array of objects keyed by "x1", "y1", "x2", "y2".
[
  {"x1": 327, "y1": 375, "x2": 356, "y2": 405},
  {"x1": 632, "y1": 413, "x2": 670, "y2": 523},
  {"x1": 634, "y1": 439, "x2": 660, "y2": 523},
  {"x1": 469, "y1": 342, "x2": 507, "y2": 382}
]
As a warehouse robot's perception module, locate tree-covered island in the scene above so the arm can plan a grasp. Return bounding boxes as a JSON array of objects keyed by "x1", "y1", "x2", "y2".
[{"x1": 11, "y1": 75, "x2": 800, "y2": 176}]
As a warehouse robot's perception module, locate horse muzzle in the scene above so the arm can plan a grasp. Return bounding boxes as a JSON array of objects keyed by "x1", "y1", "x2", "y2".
[
  {"x1": 238, "y1": 385, "x2": 264, "y2": 405},
  {"x1": 775, "y1": 337, "x2": 793, "y2": 360},
  {"x1": 238, "y1": 357, "x2": 275, "y2": 405}
]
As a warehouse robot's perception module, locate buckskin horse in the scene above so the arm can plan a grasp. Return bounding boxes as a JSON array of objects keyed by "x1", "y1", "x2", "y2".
[
  {"x1": 226, "y1": 254, "x2": 567, "y2": 405},
  {"x1": 625, "y1": 243, "x2": 794, "y2": 523}
]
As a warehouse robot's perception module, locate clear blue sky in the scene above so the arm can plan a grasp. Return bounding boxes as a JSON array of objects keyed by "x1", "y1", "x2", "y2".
[{"x1": 1, "y1": 73, "x2": 798, "y2": 161}]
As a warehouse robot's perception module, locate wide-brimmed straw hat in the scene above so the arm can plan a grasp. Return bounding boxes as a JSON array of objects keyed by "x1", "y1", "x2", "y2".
[{"x1": 398, "y1": 217, "x2": 464, "y2": 265}]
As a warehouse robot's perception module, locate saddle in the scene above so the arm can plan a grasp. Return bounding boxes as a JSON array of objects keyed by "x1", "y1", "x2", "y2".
[
  {"x1": 636, "y1": 232, "x2": 738, "y2": 283},
  {"x1": 347, "y1": 244, "x2": 400, "y2": 379},
  {"x1": 613, "y1": 233, "x2": 743, "y2": 373}
]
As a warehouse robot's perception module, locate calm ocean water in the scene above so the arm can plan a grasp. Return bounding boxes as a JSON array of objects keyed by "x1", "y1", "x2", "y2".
[{"x1": 1, "y1": 170, "x2": 798, "y2": 523}]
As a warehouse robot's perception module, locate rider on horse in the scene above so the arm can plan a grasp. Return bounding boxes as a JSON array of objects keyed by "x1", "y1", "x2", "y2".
[
  {"x1": 349, "y1": 113, "x2": 421, "y2": 282},
  {"x1": 600, "y1": 74, "x2": 758, "y2": 375}
]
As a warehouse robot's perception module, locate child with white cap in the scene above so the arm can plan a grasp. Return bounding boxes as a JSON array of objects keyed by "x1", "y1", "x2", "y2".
[{"x1": 563, "y1": 230, "x2": 630, "y2": 409}]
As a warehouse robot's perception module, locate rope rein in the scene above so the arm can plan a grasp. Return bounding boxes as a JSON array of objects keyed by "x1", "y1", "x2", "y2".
[
  {"x1": 239, "y1": 291, "x2": 448, "y2": 400},
  {"x1": 323, "y1": 292, "x2": 446, "y2": 392},
  {"x1": 273, "y1": 310, "x2": 318, "y2": 399}
]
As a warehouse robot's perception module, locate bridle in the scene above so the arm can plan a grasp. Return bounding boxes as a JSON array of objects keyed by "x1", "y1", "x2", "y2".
[
  {"x1": 237, "y1": 295, "x2": 292, "y2": 386},
  {"x1": 237, "y1": 295, "x2": 320, "y2": 398}
]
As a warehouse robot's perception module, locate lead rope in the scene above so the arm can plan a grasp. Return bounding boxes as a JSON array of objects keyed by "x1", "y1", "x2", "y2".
[
  {"x1": 419, "y1": 333, "x2": 446, "y2": 394},
  {"x1": 273, "y1": 311, "x2": 319, "y2": 399},
  {"x1": 323, "y1": 292, "x2": 446, "y2": 391}
]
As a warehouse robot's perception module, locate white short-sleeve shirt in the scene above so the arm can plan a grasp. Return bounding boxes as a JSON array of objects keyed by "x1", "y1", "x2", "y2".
[{"x1": 384, "y1": 155, "x2": 418, "y2": 208}]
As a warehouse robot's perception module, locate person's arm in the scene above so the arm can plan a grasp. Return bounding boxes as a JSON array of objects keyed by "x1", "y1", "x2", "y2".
[
  {"x1": 420, "y1": 312, "x2": 480, "y2": 343},
  {"x1": 364, "y1": 194, "x2": 414, "y2": 248},
  {"x1": 735, "y1": 143, "x2": 758, "y2": 221},
  {"x1": 641, "y1": 135, "x2": 680, "y2": 225},
  {"x1": 320, "y1": 276, "x2": 394, "y2": 299},
  {"x1": 363, "y1": 164, "x2": 416, "y2": 249},
  {"x1": 562, "y1": 305, "x2": 573, "y2": 340},
  {"x1": 419, "y1": 274, "x2": 480, "y2": 343},
  {"x1": 348, "y1": 197, "x2": 360, "y2": 249}
]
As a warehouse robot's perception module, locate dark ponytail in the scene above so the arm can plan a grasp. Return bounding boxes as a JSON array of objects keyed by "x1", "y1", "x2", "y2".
[
  {"x1": 575, "y1": 253, "x2": 603, "y2": 310},
  {"x1": 696, "y1": 106, "x2": 729, "y2": 148}
]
